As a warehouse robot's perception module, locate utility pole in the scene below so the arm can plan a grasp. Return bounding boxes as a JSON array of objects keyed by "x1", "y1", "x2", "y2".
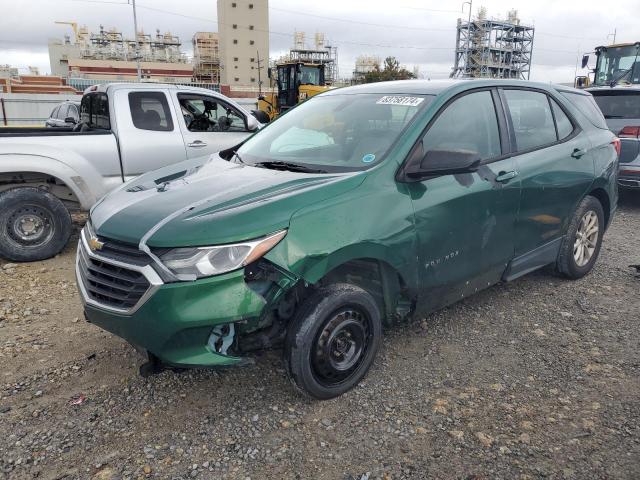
[
  {"x1": 130, "y1": 0, "x2": 142, "y2": 81},
  {"x1": 256, "y1": 50, "x2": 264, "y2": 96}
]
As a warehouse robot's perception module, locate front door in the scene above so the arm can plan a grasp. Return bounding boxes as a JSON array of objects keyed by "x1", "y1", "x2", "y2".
[
  {"x1": 175, "y1": 93, "x2": 252, "y2": 159},
  {"x1": 500, "y1": 88, "x2": 594, "y2": 260},
  {"x1": 405, "y1": 89, "x2": 521, "y2": 313}
]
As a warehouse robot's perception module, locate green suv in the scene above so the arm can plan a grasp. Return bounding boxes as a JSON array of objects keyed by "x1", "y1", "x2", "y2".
[{"x1": 77, "y1": 80, "x2": 618, "y2": 399}]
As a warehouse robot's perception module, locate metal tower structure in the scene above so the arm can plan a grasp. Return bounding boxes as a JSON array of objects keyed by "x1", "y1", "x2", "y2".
[{"x1": 450, "y1": 9, "x2": 534, "y2": 79}]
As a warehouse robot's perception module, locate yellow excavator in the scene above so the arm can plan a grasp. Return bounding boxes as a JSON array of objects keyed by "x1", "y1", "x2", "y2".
[{"x1": 257, "y1": 61, "x2": 330, "y2": 122}]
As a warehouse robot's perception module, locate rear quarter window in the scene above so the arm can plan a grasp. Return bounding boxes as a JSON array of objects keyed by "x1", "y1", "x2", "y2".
[{"x1": 560, "y1": 91, "x2": 609, "y2": 129}]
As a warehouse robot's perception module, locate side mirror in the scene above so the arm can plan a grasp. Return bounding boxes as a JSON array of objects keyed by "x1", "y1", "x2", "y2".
[
  {"x1": 64, "y1": 116, "x2": 78, "y2": 124},
  {"x1": 251, "y1": 109, "x2": 270, "y2": 124},
  {"x1": 246, "y1": 114, "x2": 260, "y2": 131},
  {"x1": 406, "y1": 149, "x2": 481, "y2": 180},
  {"x1": 581, "y1": 54, "x2": 590, "y2": 69}
]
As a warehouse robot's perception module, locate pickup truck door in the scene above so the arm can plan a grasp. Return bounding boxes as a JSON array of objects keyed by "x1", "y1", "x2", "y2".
[
  {"x1": 173, "y1": 92, "x2": 253, "y2": 158},
  {"x1": 112, "y1": 89, "x2": 188, "y2": 178}
]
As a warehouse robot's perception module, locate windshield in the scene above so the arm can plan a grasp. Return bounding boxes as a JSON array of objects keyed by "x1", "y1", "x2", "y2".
[
  {"x1": 595, "y1": 44, "x2": 640, "y2": 85},
  {"x1": 299, "y1": 66, "x2": 321, "y2": 85},
  {"x1": 235, "y1": 93, "x2": 432, "y2": 173},
  {"x1": 592, "y1": 91, "x2": 640, "y2": 119}
]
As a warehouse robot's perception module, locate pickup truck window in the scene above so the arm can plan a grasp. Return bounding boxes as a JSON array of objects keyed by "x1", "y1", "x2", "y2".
[
  {"x1": 128, "y1": 91, "x2": 174, "y2": 132},
  {"x1": 80, "y1": 93, "x2": 110, "y2": 130},
  {"x1": 178, "y1": 94, "x2": 247, "y2": 133}
]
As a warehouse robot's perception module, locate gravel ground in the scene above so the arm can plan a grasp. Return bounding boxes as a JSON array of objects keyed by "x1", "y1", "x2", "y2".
[{"x1": 1, "y1": 193, "x2": 639, "y2": 480}]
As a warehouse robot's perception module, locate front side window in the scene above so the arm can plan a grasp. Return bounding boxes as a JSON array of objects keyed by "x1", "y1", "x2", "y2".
[
  {"x1": 420, "y1": 90, "x2": 501, "y2": 161},
  {"x1": 178, "y1": 94, "x2": 247, "y2": 133},
  {"x1": 504, "y1": 89, "x2": 556, "y2": 151},
  {"x1": 236, "y1": 93, "x2": 432, "y2": 172},
  {"x1": 80, "y1": 93, "x2": 110, "y2": 130},
  {"x1": 128, "y1": 91, "x2": 173, "y2": 132}
]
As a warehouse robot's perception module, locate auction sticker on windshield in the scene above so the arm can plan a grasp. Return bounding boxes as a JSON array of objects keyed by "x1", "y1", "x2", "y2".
[{"x1": 376, "y1": 96, "x2": 424, "y2": 107}]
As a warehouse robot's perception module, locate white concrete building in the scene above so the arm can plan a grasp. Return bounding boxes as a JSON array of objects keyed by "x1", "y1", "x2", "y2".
[{"x1": 217, "y1": 0, "x2": 269, "y2": 89}]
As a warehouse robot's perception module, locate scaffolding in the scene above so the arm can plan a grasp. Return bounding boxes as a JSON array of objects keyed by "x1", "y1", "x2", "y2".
[
  {"x1": 450, "y1": 9, "x2": 534, "y2": 80},
  {"x1": 192, "y1": 32, "x2": 220, "y2": 83},
  {"x1": 283, "y1": 31, "x2": 338, "y2": 84}
]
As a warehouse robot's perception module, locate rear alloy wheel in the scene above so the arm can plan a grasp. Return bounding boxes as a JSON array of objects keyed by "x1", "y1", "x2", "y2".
[
  {"x1": 557, "y1": 195, "x2": 604, "y2": 279},
  {"x1": 284, "y1": 284, "x2": 382, "y2": 399},
  {"x1": 0, "y1": 188, "x2": 72, "y2": 262}
]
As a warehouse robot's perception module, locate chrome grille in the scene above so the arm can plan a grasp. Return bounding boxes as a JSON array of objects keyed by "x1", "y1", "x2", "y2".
[{"x1": 76, "y1": 227, "x2": 162, "y2": 314}]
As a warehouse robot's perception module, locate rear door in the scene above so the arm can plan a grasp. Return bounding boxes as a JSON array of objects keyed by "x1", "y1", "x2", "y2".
[
  {"x1": 113, "y1": 89, "x2": 187, "y2": 178},
  {"x1": 174, "y1": 93, "x2": 252, "y2": 159},
  {"x1": 500, "y1": 87, "x2": 593, "y2": 265},
  {"x1": 406, "y1": 88, "x2": 521, "y2": 312}
]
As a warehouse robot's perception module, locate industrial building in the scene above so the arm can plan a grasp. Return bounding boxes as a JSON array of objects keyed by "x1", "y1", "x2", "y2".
[
  {"x1": 279, "y1": 31, "x2": 338, "y2": 85},
  {"x1": 48, "y1": 23, "x2": 193, "y2": 87},
  {"x1": 192, "y1": 32, "x2": 221, "y2": 83},
  {"x1": 352, "y1": 55, "x2": 380, "y2": 84},
  {"x1": 450, "y1": 9, "x2": 534, "y2": 79},
  {"x1": 217, "y1": 0, "x2": 269, "y2": 93}
]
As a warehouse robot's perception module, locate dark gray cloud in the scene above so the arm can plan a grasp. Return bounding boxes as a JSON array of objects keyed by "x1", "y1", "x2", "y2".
[{"x1": 0, "y1": 0, "x2": 636, "y2": 82}]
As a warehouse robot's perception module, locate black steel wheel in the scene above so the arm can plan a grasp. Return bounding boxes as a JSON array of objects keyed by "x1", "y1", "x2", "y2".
[
  {"x1": 0, "y1": 188, "x2": 72, "y2": 262},
  {"x1": 284, "y1": 283, "x2": 382, "y2": 399}
]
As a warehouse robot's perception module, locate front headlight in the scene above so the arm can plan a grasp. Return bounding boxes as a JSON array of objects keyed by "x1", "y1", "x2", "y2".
[{"x1": 158, "y1": 230, "x2": 286, "y2": 279}]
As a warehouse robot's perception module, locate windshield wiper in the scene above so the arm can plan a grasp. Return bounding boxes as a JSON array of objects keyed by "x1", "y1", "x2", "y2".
[
  {"x1": 232, "y1": 151, "x2": 246, "y2": 164},
  {"x1": 604, "y1": 114, "x2": 625, "y2": 118},
  {"x1": 253, "y1": 161, "x2": 327, "y2": 173}
]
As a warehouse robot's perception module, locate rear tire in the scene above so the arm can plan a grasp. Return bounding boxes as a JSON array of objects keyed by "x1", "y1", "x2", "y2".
[
  {"x1": 0, "y1": 187, "x2": 72, "y2": 262},
  {"x1": 556, "y1": 195, "x2": 604, "y2": 279},
  {"x1": 284, "y1": 284, "x2": 382, "y2": 400}
]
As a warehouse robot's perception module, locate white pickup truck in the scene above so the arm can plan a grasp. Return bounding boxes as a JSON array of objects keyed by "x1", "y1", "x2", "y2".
[{"x1": 0, "y1": 83, "x2": 263, "y2": 262}]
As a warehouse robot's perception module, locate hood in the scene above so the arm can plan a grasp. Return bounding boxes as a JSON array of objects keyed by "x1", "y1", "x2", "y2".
[{"x1": 91, "y1": 155, "x2": 364, "y2": 247}]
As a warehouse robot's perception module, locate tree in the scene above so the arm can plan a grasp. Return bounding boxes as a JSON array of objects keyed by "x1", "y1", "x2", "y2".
[{"x1": 362, "y1": 56, "x2": 416, "y2": 83}]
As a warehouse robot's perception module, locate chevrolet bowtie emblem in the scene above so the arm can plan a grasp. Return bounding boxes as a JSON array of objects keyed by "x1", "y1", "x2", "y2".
[{"x1": 88, "y1": 236, "x2": 104, "y2": 251}]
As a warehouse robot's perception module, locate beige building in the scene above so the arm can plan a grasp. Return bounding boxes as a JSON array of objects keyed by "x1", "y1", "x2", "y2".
[
  {"x1": 217, "y1": 0, "x2": 269, "y2": 88},
  {"x1": 193, "y1": 32, "x2": 221, "y2": 83}
]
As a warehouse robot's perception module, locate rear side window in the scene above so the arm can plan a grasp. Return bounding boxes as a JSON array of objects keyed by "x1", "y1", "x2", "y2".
[
  {"x1": 503, "y1": 89, "x2": 556, "y2": 151},
  {"x1": 560, "y1": 91, "x2": 609, "y2": 129},
  {"x1": 591, "y1": 91, "x2": 640, "y2": 120},
  {"x1": 550, "y1": 98, "x2": 574, "y2": 140},
  {"x1": 128, "y1": 91, "x2": 174, "y2": 132},
  {"x1": 80, "y1": 93, "x2": 111, "y2": 130},
  {"x1": 420, "y1": 90, "x2": 501, "y2": 161}
]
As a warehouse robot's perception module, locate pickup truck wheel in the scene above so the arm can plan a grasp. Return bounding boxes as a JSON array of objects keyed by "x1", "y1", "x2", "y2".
[
  {"x1": 0, "y1": 188, "x2": 72, "y2": 262},
  {"x1": 556, "y1": 195, "x2": 604, "y2": 279},
  {"x1": 284, "y1": 284, "x2": 382, "y2": 400}
]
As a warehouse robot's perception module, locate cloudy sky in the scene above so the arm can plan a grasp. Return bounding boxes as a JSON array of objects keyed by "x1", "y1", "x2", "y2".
[{"x1": 0, "y1": 0, "x2": 637, "y2": 82}]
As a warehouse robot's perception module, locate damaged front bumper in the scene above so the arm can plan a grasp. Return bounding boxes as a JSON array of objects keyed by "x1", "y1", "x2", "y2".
[{"x1": 82, "y1": 268, "x2": 269, "y2": 368}]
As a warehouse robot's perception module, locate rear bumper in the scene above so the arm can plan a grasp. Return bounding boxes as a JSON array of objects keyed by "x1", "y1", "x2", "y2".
[{"x1": 618, "y1": 164, "x2": 640, "y2": 189}]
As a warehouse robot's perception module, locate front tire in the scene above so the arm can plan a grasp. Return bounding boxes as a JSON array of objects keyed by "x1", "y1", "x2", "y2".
[
  {"x1": 557, "y1": 195, "x2": 604, "y2": 279},
  {"x1": 284, "y1": 284, "x2": 382, "y2": 400},
  {"x1": 0, "y1": 187, "x2": 72, "y2": 262}
]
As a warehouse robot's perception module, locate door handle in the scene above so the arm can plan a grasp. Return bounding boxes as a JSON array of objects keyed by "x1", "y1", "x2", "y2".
[
  {"x1": 496, "y1": 171, "x2": 518, "y2": 183},
  {"x1": 571, "y1": 148, "x2": 587, "y2": 159},
  {"x1": 188, "y1": 140, "x2": 207, "y2": 148}
]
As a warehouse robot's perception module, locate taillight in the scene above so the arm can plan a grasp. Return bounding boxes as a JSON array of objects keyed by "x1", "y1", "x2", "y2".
[
  {"x1": 619, "y1": 126, "x2": 640, "y2": 138},
  {"x1": 612, "y1": 137, "x2": 621, "y2": 156}
]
